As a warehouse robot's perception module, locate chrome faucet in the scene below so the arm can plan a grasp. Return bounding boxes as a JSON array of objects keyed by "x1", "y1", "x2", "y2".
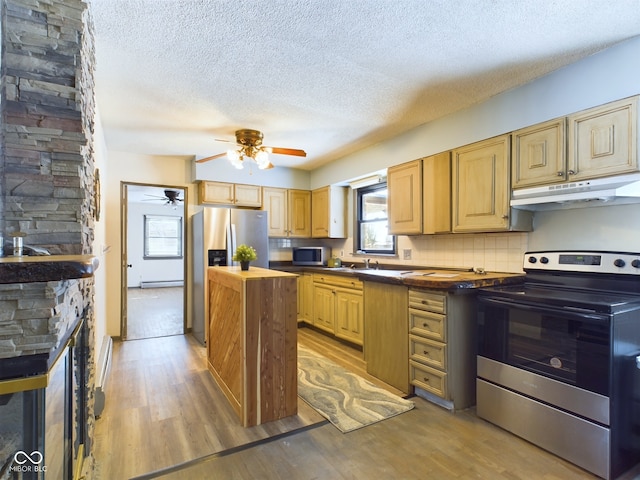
[{"x1": 364, "y1": 258, "x2": 371, "y2": 269}]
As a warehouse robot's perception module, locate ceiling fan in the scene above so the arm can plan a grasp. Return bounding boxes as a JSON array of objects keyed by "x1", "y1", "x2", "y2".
[
  {"x1": 143, "y1": 189, "x2": 184, "y2": 206},
  {"x1": 195, "y1": 129, "x2": 306, "y2": 170}
]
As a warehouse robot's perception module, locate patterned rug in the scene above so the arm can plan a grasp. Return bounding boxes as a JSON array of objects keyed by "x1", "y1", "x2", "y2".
[{"x1": 297, "y1": 345, "x2": 414, "y2": 433}]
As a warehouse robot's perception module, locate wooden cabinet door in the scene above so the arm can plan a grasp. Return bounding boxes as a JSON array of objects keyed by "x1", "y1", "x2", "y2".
[
  {"x1": 363, "y1": 282, "x2": 410, "y2": 393},
  {"x1": 311, "y1": 187, "x2": 330, "y2": 238},
  {"x1": 335, "y1": 290, "x2": 363, "y2": 345},
  {"x1": 452, "y1": 134, "x2": 511, "y2": 232},
  {"x1": 300, "y1": 273, "x2": 314, "y2": 322},
  {"x1": 512, "y1": 118, "x2": 566, "y2": 188},
  {"x1": 388, "y1": 159, "x2": 422, "y2": 235},
  {"x1": 262, "y1": 187, "x2": 288, "y2": 237},
  {"x1": 422, "y1": 151, "x2": 451, "y2": 234},
  {"x1": 313, "y1": 284, "x2": 335, "y2": 333},
  {"x1": 311, "y1": 186, "x2": 330, "y2": 238},
  {"x1": 234, "y1": 184, "x2": 262, "y2": 207},
  {"x1": 199, "y1": 181, "x2": 234, "y2": 204},
  {"x1": 568, "y1": 96, "x2": 638, "y2": 180},
  {"x1": 288, "y1": 189, "x2": 311, "y2": 238},
  {"x1": 312, "y1": 186, "x2": 347, "y2": 238}
]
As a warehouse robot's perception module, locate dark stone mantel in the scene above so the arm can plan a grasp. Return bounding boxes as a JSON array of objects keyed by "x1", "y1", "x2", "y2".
[{"x1": 0, "y1": 255, "x2": 99, "y2": 284}]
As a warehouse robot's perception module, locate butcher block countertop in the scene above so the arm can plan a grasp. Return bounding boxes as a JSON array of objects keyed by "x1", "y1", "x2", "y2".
[
  {"x1": 270, "y1": 263, "x2": 524, "y2": 290},
  {"x1": 211, "y1": 265, "x2": 297, "y2": 279}
]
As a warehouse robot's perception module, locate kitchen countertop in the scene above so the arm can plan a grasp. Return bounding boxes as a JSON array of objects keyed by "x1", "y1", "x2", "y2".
[{"x1": 269, "y1": 263, "x2": 524, "y2": 290}]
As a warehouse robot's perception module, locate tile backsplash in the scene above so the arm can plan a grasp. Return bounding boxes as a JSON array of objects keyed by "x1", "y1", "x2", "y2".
[{"x1": 269, "y1": 233, "x2": 528, "y2": 273}]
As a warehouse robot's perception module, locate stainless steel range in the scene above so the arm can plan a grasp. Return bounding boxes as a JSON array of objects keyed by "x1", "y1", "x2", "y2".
[{"x1": 476, "y1": 251, "x2": 640, "y2": 480}]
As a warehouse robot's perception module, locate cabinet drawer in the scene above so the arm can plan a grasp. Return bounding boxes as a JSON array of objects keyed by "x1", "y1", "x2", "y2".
[
  {"x1": 409, "y1": 335, "x2": 446, "y2": 370},
  {"x1": 313, "y1": 274, "x2": 363, "y2": 290},
  {"x1": 408, "y1": 289, "x2": 446, "y2": 313},
  {"x1": 409, "y1": 308, "x2": 446, "y2": 341},
  {"x1": 410, "y1": 360, "x2": 447, "y2": 398}
]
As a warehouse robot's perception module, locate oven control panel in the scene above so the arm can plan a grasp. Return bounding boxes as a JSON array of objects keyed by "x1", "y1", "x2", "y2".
[{"x1": 524, "y1": 251, "x2": 640, "y2": 275}]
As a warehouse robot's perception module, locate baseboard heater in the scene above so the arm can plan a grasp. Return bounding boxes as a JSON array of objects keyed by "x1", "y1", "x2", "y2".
[
  {"x1": 140, "y1": 280, "x2": 184, "y2": 289},
  {"x1": 95, "y1": 335, "x2": 113, "y2": 418}
]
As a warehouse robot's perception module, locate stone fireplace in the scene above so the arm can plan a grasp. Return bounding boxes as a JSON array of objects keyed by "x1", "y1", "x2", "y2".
[{"x1": 0, "y1": 0, "x2": 99, "y2": 478}]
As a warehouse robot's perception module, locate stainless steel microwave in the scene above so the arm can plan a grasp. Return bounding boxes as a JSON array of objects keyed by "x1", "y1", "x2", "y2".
[{"x1": 292, "y1": 247, "x2": 331, "y2": 266}]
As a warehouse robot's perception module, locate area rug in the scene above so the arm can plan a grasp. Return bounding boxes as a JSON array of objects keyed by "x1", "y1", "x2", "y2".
[{"x1": 297, "y1": 345, "x2": 414, "y2": 433}]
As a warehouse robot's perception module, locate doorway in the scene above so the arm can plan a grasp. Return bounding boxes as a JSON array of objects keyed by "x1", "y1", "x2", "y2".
[{"x1": 121, "y1": 183, "x2": 188, "y2": 340}]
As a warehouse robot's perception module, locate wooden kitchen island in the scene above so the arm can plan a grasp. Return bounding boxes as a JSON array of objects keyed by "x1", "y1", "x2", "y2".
[{"x1": 207, "y1": 266, "x2": 298, "y2": 427}]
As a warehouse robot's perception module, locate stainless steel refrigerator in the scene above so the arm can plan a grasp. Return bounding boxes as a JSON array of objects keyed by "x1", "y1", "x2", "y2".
[{"x1": 192, "y1": 207, "x2": 269, "y2": 345}]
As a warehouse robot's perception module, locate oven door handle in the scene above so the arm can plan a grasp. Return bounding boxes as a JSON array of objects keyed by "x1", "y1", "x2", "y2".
[{"x1": 479, "y1": 296, "x2": 610, "y2": 324}]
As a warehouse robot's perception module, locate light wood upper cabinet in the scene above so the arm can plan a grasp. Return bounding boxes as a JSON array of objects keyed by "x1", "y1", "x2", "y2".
[
  {"x1": 288, "y1": 189, "x2": 312, "y2": 237},
  {"x1": 422, "y1": 151, "x2": 451, "y2": 234},
  {"x1": 568, "y1": 96, "x2": 638, "y2": 180},
  {"x1": 388, "y1": 159, "x2": 422, "y2": 235},
  {"x1": 311, "y1": 186, "x2": 347, "y2": 238},
  {"x1": 513, "y1": 96, "x2": 638, "y2": 189},
  {"x1": 452, "y1": 134, "x2": 512, "y2": 232},
  {"x1": 234, "y1": 183, "x2": 262, "y2": 207},
  {"x1": 199, "y1": 181, "x2": 262, "y2": 207},
  {"x1": 262, "y1": 187, "x2": 311, "y2": 237},
  {"x1": 512, "y1": 118, "x2": 566, "y2": 189},
  {"x1": 262, "y1": 187, "x2": 288, "y2": 236}
]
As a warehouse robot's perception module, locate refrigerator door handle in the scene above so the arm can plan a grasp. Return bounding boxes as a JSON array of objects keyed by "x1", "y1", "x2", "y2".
[{"x1": 228, "y1": 223, "x2": 236, "y2": 265}]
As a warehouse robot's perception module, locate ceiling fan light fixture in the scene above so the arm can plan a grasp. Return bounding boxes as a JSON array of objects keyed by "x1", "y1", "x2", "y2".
[
  {"x1": 255, "y1": 150, "x2": 270, "y2": 169},
  {"x1": 227, "y1": 149, "x2": 244, "y2": 169}
]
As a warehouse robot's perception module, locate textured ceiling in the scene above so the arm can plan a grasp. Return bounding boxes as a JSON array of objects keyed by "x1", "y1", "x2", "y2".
[{"x1": 89, "y1": 0, "x2": 640, "y2": 171}]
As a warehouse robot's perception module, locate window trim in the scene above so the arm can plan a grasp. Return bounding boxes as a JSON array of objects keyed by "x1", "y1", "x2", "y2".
[
  {"x1": 355, "y1": 183, "x2": 396, "y2": 255},
  {"x1": 143, "y1": 214, "x2": 183, "y2": 259}
]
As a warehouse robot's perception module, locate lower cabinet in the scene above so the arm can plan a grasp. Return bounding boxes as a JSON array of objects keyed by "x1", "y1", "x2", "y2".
[
  {"x1": 298, "y1": 272, "x2": 314, "y2": 323},
  {"x1": 408, "y1": 288, "x2": 476, "y2": 410},
  {"x1": 311, "y1": 274, "x2": 364, "y2": 346},
  {"x1": 364, "y1": 282, "x2": 410, "y2": 394}
]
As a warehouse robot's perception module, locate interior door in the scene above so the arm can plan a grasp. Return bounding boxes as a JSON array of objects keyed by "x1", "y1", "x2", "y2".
[{"x1": 121, "y1": 182, "x2": 188, "y2": 341}]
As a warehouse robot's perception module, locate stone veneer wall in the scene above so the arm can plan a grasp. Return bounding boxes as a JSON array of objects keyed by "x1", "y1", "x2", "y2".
[
  {"x1": 1, "y1": 0, "x2": 96, "y2": 253},
  {"x1": 0, "y1": 0, "x2": 98, "y2": 476}
]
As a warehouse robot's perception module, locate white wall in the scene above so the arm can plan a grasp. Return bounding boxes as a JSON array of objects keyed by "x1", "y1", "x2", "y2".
[
  {"x1": 126, "y1": 201, "x2": 185, "y2": 287},
  {"x1": 92, "y1": 109, "x2": 109, "y2": 352},
  {"x1": 103, "y1": 152, "x2": 197, "y2": 337}
]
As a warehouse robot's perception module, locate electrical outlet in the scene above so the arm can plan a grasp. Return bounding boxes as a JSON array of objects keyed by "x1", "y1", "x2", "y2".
[{"x1": 403, "y1": 249, "x2": 412, "y2": 260}]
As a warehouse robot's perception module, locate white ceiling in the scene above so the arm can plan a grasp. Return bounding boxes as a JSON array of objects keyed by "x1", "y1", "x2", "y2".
[{"x1": 89, "y1": 0, "x2": 640, "y2": 171}]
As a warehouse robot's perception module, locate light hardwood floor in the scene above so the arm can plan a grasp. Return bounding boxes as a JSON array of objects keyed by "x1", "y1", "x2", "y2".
[{"x1": 94, "y1": 327, "x2": 639, "y2": 480}]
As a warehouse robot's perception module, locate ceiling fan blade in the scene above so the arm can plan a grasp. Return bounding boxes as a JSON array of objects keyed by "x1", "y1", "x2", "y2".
[
  {"x1": 195, "y1": 152, "x2": 227, "y2": 163},
  {"x1": 263, "y1": 146, "x2": 307, "y2": 157}
]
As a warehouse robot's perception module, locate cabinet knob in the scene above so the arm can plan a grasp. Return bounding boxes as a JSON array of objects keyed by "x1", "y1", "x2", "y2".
[
  {"x1": 423, "y1": 377, "x2": 430, "y2": 383},
  {"x1": 557, "y1": 171, "x2": 564, "y2": 176},
  {"x1": 568, "y1": 169, "x2": 576, "y2": 175},
  {"x1": 423, "y1": 350, "x2": 430, "y2": 356},
  {"x1": 422, "y1": 323, "x2": 429, "y2": 328}
]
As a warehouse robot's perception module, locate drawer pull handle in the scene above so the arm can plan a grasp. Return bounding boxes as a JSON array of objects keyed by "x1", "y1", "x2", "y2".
[
  {"x1": 421, "y1": 300, "x2": 428, "y2": 304},
  {"x1": 423, "y1": 377, "x2": 430, "y2": 383},
  {"x1": 422, "y1": 323, "x2": 429, "y2": 328},
  {"x1": 423, "y1": 350, "x2": 429, "y2": 355}
]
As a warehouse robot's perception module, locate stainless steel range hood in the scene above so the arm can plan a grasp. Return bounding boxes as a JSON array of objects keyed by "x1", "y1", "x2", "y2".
[{"x1": 510, "y1": 173, "x2": 640, "y2": 211}]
